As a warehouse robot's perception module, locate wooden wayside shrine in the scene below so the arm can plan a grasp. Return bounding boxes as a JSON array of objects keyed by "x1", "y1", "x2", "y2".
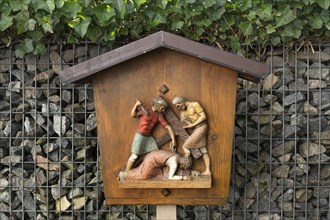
[{"x1": 59, "y1": 31, "x2": 269, "y2": 205}]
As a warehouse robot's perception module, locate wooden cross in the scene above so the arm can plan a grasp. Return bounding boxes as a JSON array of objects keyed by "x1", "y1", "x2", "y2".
[{"x1": 158, "y1": 109, "x2": 203, "y2": 159}]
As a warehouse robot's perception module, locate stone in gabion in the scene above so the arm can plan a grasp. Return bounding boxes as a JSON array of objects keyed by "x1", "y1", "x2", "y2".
[
  {"x1": 296, "y1": 50, "x2": 330, "y2": 62},
  {"x1": 283, "y1": 92, "x2": 305, "y2": 107},
  {"x1": 263, "y1": 73, "x2": 280, "y2": 90},
  {"x1": 86, "y1": 113, "x2": 97, "y2": 131},
  {"x1": 295, "y1": 189, "x2": 313, "y2": 202},
  {"x1": 56, "y1": 196, "x2": 71, "y2": 212},
  {"x1": 0, "y1": 101, "x2": 10, "y2": 111},
  {"x1": 53, "y1": 115, "x2": 70, "y2": 136},
  {"x1": 308, "y1": 62, "x2": 330, "y2": 79},
  {"x1": 299, "y1": 142, "x2": 326, "y2": 158},
  {"x1": 311, "y1": 91, "x2": 330, "y2": 106},
  {"x1": 0, "y1": 57, "x2": 15, "y2": 73}
]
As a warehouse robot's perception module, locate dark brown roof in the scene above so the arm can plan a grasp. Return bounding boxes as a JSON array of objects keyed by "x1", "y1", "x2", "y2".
[{"x1": 59, "y1": 31, "x2": 269, "y2": 84}]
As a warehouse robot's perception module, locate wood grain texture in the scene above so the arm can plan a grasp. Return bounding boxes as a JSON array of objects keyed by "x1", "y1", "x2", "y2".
[
  {"x1": 119, "y1": 176, "x2": 211, "y2": 188},
  {"x1": 93, "y1": 48, "x2": 238, "y2": 205}
]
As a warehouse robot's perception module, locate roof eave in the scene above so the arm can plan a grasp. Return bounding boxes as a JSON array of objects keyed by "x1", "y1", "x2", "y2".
[{"x1": 59, "y1": 31, "x2": 270, "y2": 85}]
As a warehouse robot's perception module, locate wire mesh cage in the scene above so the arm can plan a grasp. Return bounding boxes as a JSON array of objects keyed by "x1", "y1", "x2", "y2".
[{"x1": 0, "y1": 42, "x2": 330, "y2": 219}]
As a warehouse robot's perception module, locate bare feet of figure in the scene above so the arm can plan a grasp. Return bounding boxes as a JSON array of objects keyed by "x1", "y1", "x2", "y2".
[{"x1": 201, "y1": 171, "x2": 212, "y2": 176}]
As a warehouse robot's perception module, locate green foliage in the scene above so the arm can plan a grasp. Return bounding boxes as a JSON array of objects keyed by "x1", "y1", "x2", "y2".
[{"x1": 0, "y1": 0, "x2": 328, "y2": 58}]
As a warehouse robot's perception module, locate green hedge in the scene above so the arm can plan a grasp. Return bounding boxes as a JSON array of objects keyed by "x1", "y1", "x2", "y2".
[{"x1": 0, "y1": 0, "x2": 329, "y2": 57}]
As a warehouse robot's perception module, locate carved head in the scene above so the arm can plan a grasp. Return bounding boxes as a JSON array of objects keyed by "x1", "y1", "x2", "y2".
[
  {"x1": 152, "y1": 96, "x2": 168, "y2": 113},
  {"x1": 172, "y1": 96, "x2": 186, "y2": 110},
  {"x1": 178, "y1": 155, "x2": 193, "y2": 170}
]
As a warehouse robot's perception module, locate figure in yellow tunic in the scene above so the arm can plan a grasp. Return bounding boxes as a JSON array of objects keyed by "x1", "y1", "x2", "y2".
[{"x1": 172, "y1": 96, "x2": 211, "y2": 176}]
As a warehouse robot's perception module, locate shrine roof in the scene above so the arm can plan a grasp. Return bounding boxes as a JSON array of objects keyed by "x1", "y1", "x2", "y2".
[{"x1": 59, "y1": 31, "x2": 269, "y2": 84}]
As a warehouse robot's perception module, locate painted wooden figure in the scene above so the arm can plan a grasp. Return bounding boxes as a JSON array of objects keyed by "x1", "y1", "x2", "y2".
[
  {"x1": 172, "y1": 96, "x2": 211, "y2": 176},
  {"x1": 119, "y1": 150, "x2": 199, "y2": 181},
  {"x1": 125, "y1": 97, "x2": 176, "y2": 171}
]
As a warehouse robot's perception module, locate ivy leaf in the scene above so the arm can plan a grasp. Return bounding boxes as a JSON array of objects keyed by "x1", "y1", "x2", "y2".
[
  {"x1": 308, "y1": 15, "x2": 323, "y2": 29},
  {"x1": 82, "y1": 0, "x2": 92, "y2": 8},
  {"x1": 10, "y1": 0, "x2": 30, "y2": 12},
  {"x1": 247, "y1": 11, "x2": 256, "y2": 21},
  {"x1": 326, "y1": 21, "x2": 330, "y2": 30},
  {"x1": 15, "y1": 11, "x2": 30, "y2": 34},
  {"x1": 201, "y1": 19, "x2": 212, "y2": 27},
  {"x1": 302, "y1": 0, "x2": 308, "y2": 4},
  {"x1": 186, "y1": 0, "x2": 196, "y2": 3},
  {"x1": 230, "y1": 35, "x2": 240, "y2": 51},
  {"x1": 0, "y1": 14, "x2": 13, "y2": 31},
  {"x1": 27, "y1": 19, "x2": 37, "y2": 31},
  {"x1": 108, "y1": 29, "x2": 117, "y2": 41},
  {"x1": 207, "y1": 35, "x2": 216, "y2": 42},
  {"x1": 271, "y1": 36, "x2": 281, "y2": 46},
  {"x1": 61, "y1": 2, "x2": 81, "y2": 18},
  {"x1": 258, "y1": 3, "x2": 273, "y2": 21},
  {"x1": 208, "y1": 7, "x2": 225, "y2": 21},
  {"x1": 41, "y1": 15, "x2": 54, "y2": 33},
  {"x1": 239, "y1": 21, "x2": 253, "y2": 36},
  {"x1": 150, "y1": 13, "x2": 166, "y2": 26},
  {"x1": 280, "y1": 25, "x2": 302, "y2": 39},
  {"x1": 73, "y1": 16, "x2": 91, "y2": 38},
  {"x1": 203, "y1": 0, "x2": 216, "y2": 8},
  {"x1": 31, "y1": 0, "x2": 55, "y2": 13},
  {"x1": 266, "y1": 24, "x2": 276, "y2": 34},
  {"x1": 114, "y1": 0, "x2": 126, "y2": 18},
  {"x1": 196, "y1": 27, "x2": 204, "y2": 37},
  {"x1": 171, "y1": 20, "x2": 184, "y2": 30},
  {"x1": 156, "y1": 0, "x2": 168, "y2": 10},
  {"x1": 238, "y1": 0, "x2": 252, "y2": 12},
  {"x1": 134, "y1": 0, "x2": 147, "y2": 9},
  {"x1": 94, "y1": 5, "x2": 116, "y2": 26},
  {"x1": 27, "y1": 30, "x2": 44, "y2": 40},
  {"x1": 67, "y1": 32, "x2": 79, "y2": 44},
  {"x1": 86, "y1": 25, "x2": 102, "y2": 42},
  {"x1": 33, "y1": 42, "x2": 47, "y2": 55},
  {"x1": 126, "y1": 0, "x2": 135, "y2": 13},
  {"x1": 55, "y1": 0, "x2": 64, "y2": 8},
  {"x1": 46, "y1": 0, "x2": 55, "y2": 13},
  {"x1": 275, "y1": 6, "x2": 296, "y2": 27},
  {"x1": 317, "y1": 0, "x2": 330, "y2": 10},
  {"x1": 0, "y1": 3, "x2": 12, "y2": 16},
  {"x1": 215, "y1": 0, "x2": 226, "y2": 7},
  {"x1": 42, "y1": 23, "x2": 53, "y2": 33},
  {"x1": 15, "y1": 38, "x2": 34, "y2": 58}
]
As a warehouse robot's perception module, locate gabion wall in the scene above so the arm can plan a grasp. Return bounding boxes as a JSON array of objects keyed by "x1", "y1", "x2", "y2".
[{"x1": 0, "y1": 43, "x2": 330, "y2": 219}]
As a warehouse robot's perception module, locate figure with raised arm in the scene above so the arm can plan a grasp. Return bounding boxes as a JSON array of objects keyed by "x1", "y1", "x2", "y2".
[{"x1": 125, "y1": 97, "x2": 176, "y2": 171}]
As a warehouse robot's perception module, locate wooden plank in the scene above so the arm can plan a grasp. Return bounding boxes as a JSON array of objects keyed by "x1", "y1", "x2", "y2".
[
  {"x1": 157, "y1": 205, "x2": 177, "y2": 220},
  {"x1": 106, "y1": 198, "x2": 228, "y2": 205},
  {"x1": 118, "y1": 176, "x2": 211, "y2": 189}
]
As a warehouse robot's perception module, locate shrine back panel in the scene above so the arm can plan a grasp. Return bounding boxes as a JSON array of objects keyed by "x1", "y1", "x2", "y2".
[{"x1": 93, "y1": 48, "x2": 238, "y2": 205}]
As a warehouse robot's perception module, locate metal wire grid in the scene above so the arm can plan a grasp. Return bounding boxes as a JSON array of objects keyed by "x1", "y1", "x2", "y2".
[
  {"x1": 0, "y1": 42, "x2": 329, "y2": 219},
  {"x1": 233, "y1": 44, "x2": 330, "y2": 220}
]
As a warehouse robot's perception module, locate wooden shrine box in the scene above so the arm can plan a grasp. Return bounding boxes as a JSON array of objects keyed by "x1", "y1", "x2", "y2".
[{"x1": 59, "y1": 31, "x2": 269, "y2": 205}]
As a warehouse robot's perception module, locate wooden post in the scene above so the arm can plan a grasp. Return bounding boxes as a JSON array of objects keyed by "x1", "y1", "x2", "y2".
[{"x1": 156, "y1": 205, "x2": 177, "y2": 220}]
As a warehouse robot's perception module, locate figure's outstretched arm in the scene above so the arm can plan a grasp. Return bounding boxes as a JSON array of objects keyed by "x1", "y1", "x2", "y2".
[
  {"x1": 166, "y1": 156, "x2": 183, "y2": 180},
  {"x1": 165, "y1": 125, "x2": 176, "y2": 152}
]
